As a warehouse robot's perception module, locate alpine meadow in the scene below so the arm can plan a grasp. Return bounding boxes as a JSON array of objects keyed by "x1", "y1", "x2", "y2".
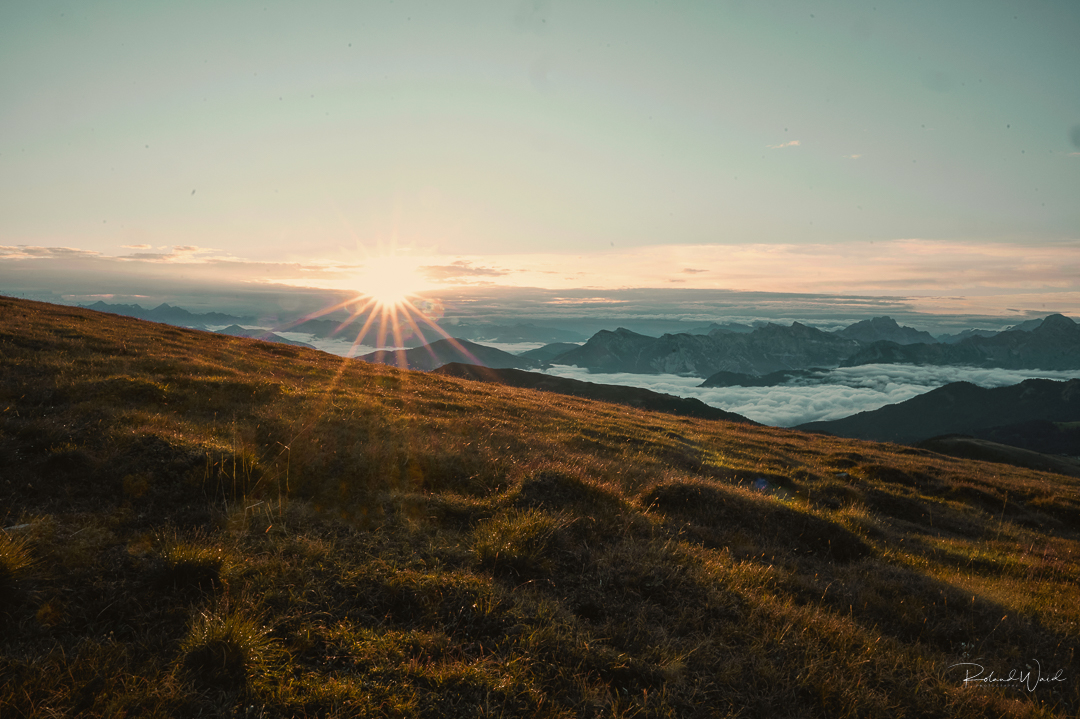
[{"x1": 1, "y1": 296, "x2": 1077, "y2": 717}]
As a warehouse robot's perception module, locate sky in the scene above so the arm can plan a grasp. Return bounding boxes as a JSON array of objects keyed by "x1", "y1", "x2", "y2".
[{"x1": 2, "y1": 0, "x2": 1079, "y2": 319}]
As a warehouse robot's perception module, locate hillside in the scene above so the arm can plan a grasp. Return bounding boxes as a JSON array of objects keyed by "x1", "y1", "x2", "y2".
[
  {"x1": 517, "y1": 342, "x2": 583, "y2": 362},
  {"x1": 432, "y1": 363, "x2": 754, "y2": 423},
  {"x1": 796, "y1": 379, "x2": 1080, "y2": 446},
  {"x1": 358, "y1": 337, "x2": 542, "y2": 371},
  {"x1": 915, "y1": 436, "x2": 1080, "y2": 479},
  {"x1": 215, "y1": 325, "x2": 315, "y2": 348},
  {"x1": 1, "y1": 296, "x2": 1078, "y2": 718}
]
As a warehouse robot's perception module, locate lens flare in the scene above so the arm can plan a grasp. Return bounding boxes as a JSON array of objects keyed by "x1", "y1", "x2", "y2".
[{"x1": 266, "y1": 254, "x2": 477, "y2": 370}]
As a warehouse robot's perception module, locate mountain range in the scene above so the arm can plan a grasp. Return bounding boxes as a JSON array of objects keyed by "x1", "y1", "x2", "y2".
[
  {"x1": 80, "y1": 301, "x2": 1077, "y2": 375},
  {"x1": 548, "y1": 314, "x2": 1080, "y2": 377},
  {"x1": 81, "y1": 301, "x2": 247, "y2": 327},
  {"x1": 550, "y1": 324, "x2": 859, "y2": 377},
  {"x1": 842, "y1": 314, "x2": 1080, "y2": 370}
]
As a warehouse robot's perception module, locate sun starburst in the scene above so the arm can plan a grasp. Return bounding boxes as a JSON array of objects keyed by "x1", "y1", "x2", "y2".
[{"x1": 266, "y1": 254, "x2": 477, "y2": 369}]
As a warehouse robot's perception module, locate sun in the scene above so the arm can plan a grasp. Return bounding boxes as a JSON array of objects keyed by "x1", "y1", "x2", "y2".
[
  {"x1": 352, "y1": 255, "x2": 429, "y2": 310},
  {"x1": 269, "y1": 251, "x2": 471, "y2": 366},
  {"x1": 334, "y1": 254, "x2": 444, "y2": 351}
]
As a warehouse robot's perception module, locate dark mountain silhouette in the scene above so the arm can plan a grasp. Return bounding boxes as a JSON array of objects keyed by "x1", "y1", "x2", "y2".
[
  {"x1": 215, "y1": 325, "x2": 315, "y2": 348},
  {"x1": 518, "y1": 342, "x2": 582, "y2": 362},
  {"x1": 796, "y1": 378, "x2": 1080, "y2": 445},
  {"x1": 432, "y1": 363, "x2": 755, "y2": 423},
  {"x1": 699, "y1": 368, "x2": 826, "y2": 387},
  {"x1": 554, "y1": 323, "x2": 859, "y2": 377},
  {"x1": 833, "y1": 316, "x2": 936, "y2": 345},
  {"x1": 358, "y1": 338, "x2": 542, "y2": 371},
  {"x1": 971, "y1": 419, "x2": 1080, "y2": 456},
  {"x1": 935, "y1": 328, "x2": 1001, "y2": 344},
  {"x1": 684, "y1": 322, "x2": 757, "y2": 335},
  {"x1": 83, "y1": 301, "x2": 246, "y2": 326},
  {"x1": 1004, "y1": 317, "x2": 1049, "y2": 332},
  {"x1": 916, "y1": 436, "x2": 1080, "y2": 478},
  {"x1": 843, "y1": 314, "x2": 1080, "y2": 370}
]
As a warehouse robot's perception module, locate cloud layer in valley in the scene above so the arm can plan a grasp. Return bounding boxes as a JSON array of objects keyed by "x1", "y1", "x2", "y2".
[{"x1": 540, "y1": 364, "x2": 1080, "y2": 427}]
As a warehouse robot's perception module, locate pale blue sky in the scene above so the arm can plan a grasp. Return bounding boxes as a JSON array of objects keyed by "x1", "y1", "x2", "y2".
[{"x1": 1, "y1": 0, "x2": 1078, "y2": 309}]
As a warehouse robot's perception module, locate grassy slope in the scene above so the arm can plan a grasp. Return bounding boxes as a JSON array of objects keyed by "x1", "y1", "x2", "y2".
[{"x1": 1, "y1": 296, "x2": 1078, "y2": 718}]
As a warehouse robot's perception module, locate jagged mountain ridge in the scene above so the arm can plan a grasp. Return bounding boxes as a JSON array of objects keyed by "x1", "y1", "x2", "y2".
[
  {"x1": 843, "y1": 313, "x2": 1080, "y2": 370},
  {"x1": 552, "y1": 323, "x2": 860, "y2": 377},
  {"x1": 555, "y1": 314, "x2": 1080, "y2": 377},
  {"x1": 81, "y1": 301, "x2": 247, "y2": 327}
]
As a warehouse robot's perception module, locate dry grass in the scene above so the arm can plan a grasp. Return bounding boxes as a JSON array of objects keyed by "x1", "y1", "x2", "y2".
[
  {"x1": 0, "y1": 530, "x2": 35, "y2": 605},
  {"x1": 0, "y1": 295, "x2": 1077, "y2": 717},
  {"x1": 179, "y1": 606, "x2": 279, "y2": 688}
]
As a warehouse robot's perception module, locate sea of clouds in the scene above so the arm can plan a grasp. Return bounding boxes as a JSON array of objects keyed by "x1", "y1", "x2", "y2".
[
  {"x1": 539, "y1": 364, "x2": 1080, "y2": 427},
  {"x1": 249, "y1": 331, "x2": 1080, "y2": 427},
  {"x1": 274, "y1": 331, "x2": 383, "y2": 356}
]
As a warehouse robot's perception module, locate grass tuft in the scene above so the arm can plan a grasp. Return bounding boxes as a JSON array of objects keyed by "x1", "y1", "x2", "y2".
[
  {"x1": 473, "y1": 508, "x2": 569, "y2": 576},
  {"x1": 179, "y1": 608, "x2": 278, "y2": 688},
  {"x1": 155, "y1": 534, "x2": 227, "y2": 592},
  {"x1": 0, "y1": 530, "x2": 34, "y2": 604}
]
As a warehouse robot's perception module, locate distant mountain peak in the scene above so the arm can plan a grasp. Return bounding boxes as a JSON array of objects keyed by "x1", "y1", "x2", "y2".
[
  {"x1": 834, "y1": 316, "x2": 936, "y2": 346},
  {"x1": 1037, "y1": 313, "x2": 1077, "y2": 331}
]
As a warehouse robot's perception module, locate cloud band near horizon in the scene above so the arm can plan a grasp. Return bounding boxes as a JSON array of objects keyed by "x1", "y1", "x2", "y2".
[{"x1": 2, "y1": 238, "x2": 1078, "y2": 317}]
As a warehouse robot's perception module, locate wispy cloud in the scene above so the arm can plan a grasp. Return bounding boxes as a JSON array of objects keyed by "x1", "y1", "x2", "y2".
[
  {"x1": 767, "y1": 140, "x2": 801, "y2": 149},
  {"x1": 844, "y1": 154, "x2": 862, "y2": 159},
  {"x1": 0, "y1": 245, "x2": 101, "y2": 260},
  {"x1": 420, "y1": 261, "x2": 508, "y2": 281},
  {"x1": 117, "y1": 245, "x2": 226, "y2": 262},
  {"x1": 121, "y1": 244, "x2": 153, "y2": 250},
  {"x1": 681, "y1": 268, "x2": 708, "y2": 274}
]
